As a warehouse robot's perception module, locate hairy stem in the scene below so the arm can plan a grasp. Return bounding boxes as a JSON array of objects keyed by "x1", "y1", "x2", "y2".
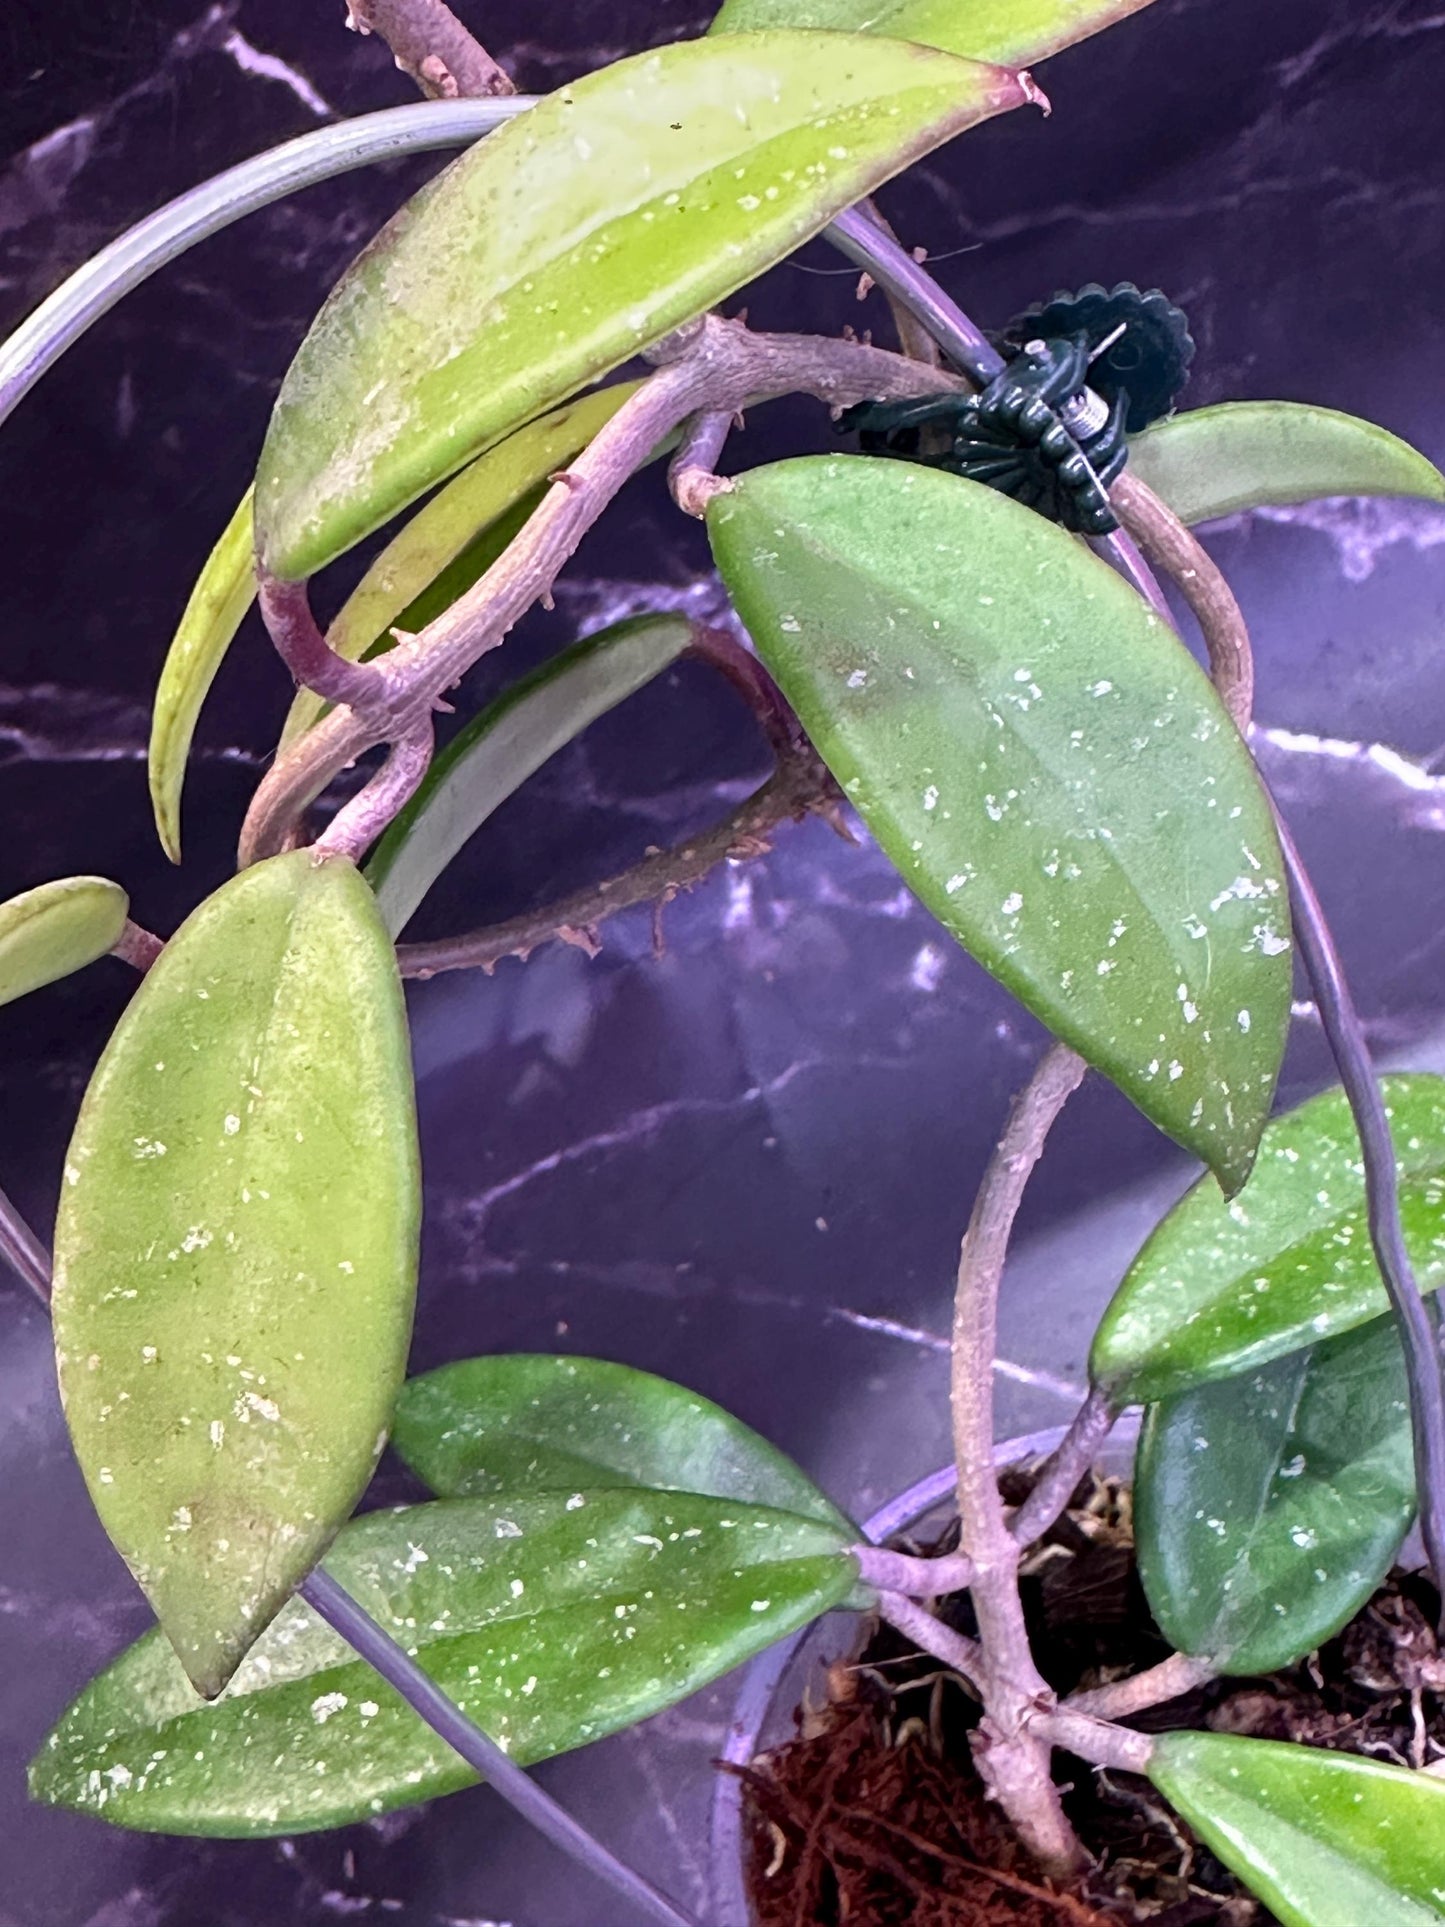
[
  {"x1": 668, "y1": 406, "x2": 736, "y2": 519},
  {"x1": 345, "y1": 0, "x2": 515, "y2": 98},
  {"x1": 313, "y1": 723, "x2": 434, "y2": 863},
  {"x1": 1065, "y1": 1652, "x2": 1215, "y2": 1720},
  {"x1": 1033, "y1": 1705, "x2": 1154, "y2": 1776},
  {"x1": 881, "y1": 1586, "x2": 1155, "y2": 1776},
  {"x1": 239, "y1": 321, "x2": 961, "y2": 867},
  {"x1": 259, "y1": 573, "x2": 395, "y2": 719},
  {"x1": 951, "y1": 1041, "x2": 1087, "y2": 1871},
  {"x1": 111, "y1": 920, "x2": 164, "y2": 972},
  {"x1": 854, "y1": 1545, "x2": 975, "y2": 1598},
  {"x1": 1008, "y1": 1385, "x2": 1117, "y2": 1549},
  {"x1": 397, "y1": 751, "x2": 836, "y2": 978},
  {"x1": 1110, "y1": 472, "x2": 1252, "y2": 730},
  {"x1": 875, "y1": 1590, "x2": 984, "y2": 1688}
]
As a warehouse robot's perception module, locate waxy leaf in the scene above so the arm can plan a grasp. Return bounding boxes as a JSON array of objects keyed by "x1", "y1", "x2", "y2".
[
  {"x1": 30, "y1": 1490, "x2": 858, "y2": 1835},
  {"x1": 1150, "y1": 1732, "x2": 1445, "y2": 1927},
  {"x1": 365, "y1": 616, "x2": 692, "y2": 935},
  {"x1": 148, "y1": 487, "x2": 256, "y2": 864},
  {"x1": 0, "y1": 876, "x2": 128, "y2": 1005},
  {"x1": 254, "y1": 33, "x2": 1030, "y2": 581},
  {"x1": 1135, "y1": 1317, "x2": 1414, "y2": 1675},
  {"x1": 51, "y1": 851, "x2": 420, "y2": 1699},
  {"x1": 708, "y1": 458, "x2": 1290, "y2": 1189},
  {"x1": 711, "y1": 0, "x2": 1158, "y2": 69},
  {"x1": 280, "y1": 382, "x2": 649, "y2": 749},
  {"x1": 1129, "y1": 402, "x2": 1445, "y2": 528},
  {"x1": 393, "y1": 1353, "x2": 855, "y2": 1534},
  {"x1": 1092, "y1": 1075, "x2": 1445, "y2": 1402}
]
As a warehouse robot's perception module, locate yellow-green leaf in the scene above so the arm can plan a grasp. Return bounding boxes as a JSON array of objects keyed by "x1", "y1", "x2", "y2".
[
  {"x1": 51, "y1": 850, "x2": 420, "y2": 1699},
  {"x1": 710, "y1": 0, "x2": 1158, "y2": 70},
  {"x1": 1130, "y1": 402, "x2": 1445, "y2": 528},
  {"x1": 254, "y1": 33, "x2": 1030, "y2": 581},
  {"x1": 279, "y1": 382, "x2": 649, "y2": 748},
  {"x1": 0, "y1": 876, "x2": 129, "y2": 1005},
  {"x1": 148, "y1": 486, "x2": 255, "y2": 864}
]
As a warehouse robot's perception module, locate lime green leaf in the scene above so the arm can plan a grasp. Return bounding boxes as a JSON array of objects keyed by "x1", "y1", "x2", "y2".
[
  {"x1": 254, "y1": 33, "x2": 1030, "y2": 582},
  {"x1": 0, "y1": 876, "x2": 128, "y2": 1005},
  {"x1": 707, "y1": 458, "x2": 1290, "y2": 1190},
  {"x1": 1091, "y1": 1075, "x2": 1445, "y2": 1402},
  {"x1": 148, "y1": 487, "x2": 255, "y2": 864},
  {"x1": 1130, "y1": 402, "x2": 1445, "y2": 528},
  {"x1": 710, "y1": 0, "x2": 1157, "y2": 69},
  {"x1": 393, "y1": 1353, "x2": 855, "y2": 1534},
  {"x1": 29, "y1": 1489, "x2": 857, "y2": 1836},
  {"x1": 364, "y1": 615, "x2": 692, "y2": 935},
  {"x1": 1150, "y1": 1732, "x2": 1445, "y2": 1927},
  {"x1": 1135, "y1": 1317, "x2": 1414, "y2": 1675},
  {"x1": 280, "y1": 382, "x2": 649, "y2": 749},
  {"x1": 51, "y1": 850, "x2": 420, "y2": 1699}
]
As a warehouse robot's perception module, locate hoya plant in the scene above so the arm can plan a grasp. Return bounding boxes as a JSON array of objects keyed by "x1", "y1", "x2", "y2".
[{"x1": 3, "y1": 1, "x2": 1444, "y2": 1922}]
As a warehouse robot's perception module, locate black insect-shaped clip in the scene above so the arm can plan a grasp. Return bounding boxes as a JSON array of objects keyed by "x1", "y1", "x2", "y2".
[{"x1": 843, "y1": 283, "x2": 1193, "y2": 535}]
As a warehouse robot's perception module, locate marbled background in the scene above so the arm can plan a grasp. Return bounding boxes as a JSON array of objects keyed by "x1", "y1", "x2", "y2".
[{"x1": 2, "y1": 2, "x2": 1443, "y2": 1921}]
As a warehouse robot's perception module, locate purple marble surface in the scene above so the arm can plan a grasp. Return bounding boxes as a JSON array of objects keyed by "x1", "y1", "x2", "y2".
[{"x1": 2, "y1": 1, "x2": 1444, "y2": 1921}]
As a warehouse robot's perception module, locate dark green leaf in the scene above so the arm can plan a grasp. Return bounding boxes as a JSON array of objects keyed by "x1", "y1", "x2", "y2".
[
  {"x1": 1135, "y1": 1317, "x2": 1415, "y2": 1675},
  {"x1": 148, "y1": 488, "x2": 255, "y2": 863},
  {"x1": 51, "y1": 851, "x2": 420, "y2": 1698},
  {"x1": 393, "y1": 1352, "x2": 855, "y2": 1534},
  {"x1": 29, "y1": 1490, "x2": 858, "y2": 1835},
  {"x1": 1129, "y1": 402, "x2": 1445, "y2": 528},
  {"x1": 280, "y1": 382, "x2": 649, "y2": 748},
  {"x1": 1150, "y1": 1731, "x2": 1445, "y2": 1927},
  {"x1": 0, "y1": 876, "x2": 128, "y2": 1005},
  {"x1": 364, "y1": 616, "x2": 692, "y2": 934},
  {"x1": 710, "y1": 0, "x2": 1159, "y2": 69},
  {"x1": 1091, "y1": 1075, "x2": 1445, "y2": 1402},
  {"x1": 707, "y1": 457, "x2": 1290, "y2": 1190},
  {"x1": 254, "y1": 33, "x2": 1030, "y2": 581}
]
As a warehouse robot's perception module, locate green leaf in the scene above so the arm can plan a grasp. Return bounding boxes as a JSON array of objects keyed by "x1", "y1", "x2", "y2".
[
  {"x1": 393, "y1": 1353, "x2": 855, "y2": 1534},
  {"x1": 1135, "y1": 1317, "x2": 1414, "y2": 1675},
  {"x1": 148, "y1": 487, "x2": 256, "y2": 864},
  {"x1": 710, "y1": 0, "x2": 1158, "y2": 69},
  {"x1": 707, "y1": 457, "x2": 1290, "y2": 1190},
  {"x1": 1150, "y1": 1732, "x2": 1445, "y2": 1927},
  {"x1": 29, "y1": 1489, "x2": 858, "y2": 1836},
  {"x1": 254, "y1": 33, "x2": 1030, "y2": 582},
  {"x1": 1129, "y1": 402, "x2": 1445, "y2": 528},
  {"x1": 279, "y1": 382, "x2": 650, "y2": 749},
  {"x1": 51, "y1": 850, "x2": 420, "y2": 1700},
  {"x1": 0, "y1": 876, "x2": 128, "y2": 1005},
  {"x1": 364, "y1": 615, "x2": 692, "y2": 935},
  {"x1": 1091, "y1": 1075, "x2": 1445, "y2": 1402}
]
